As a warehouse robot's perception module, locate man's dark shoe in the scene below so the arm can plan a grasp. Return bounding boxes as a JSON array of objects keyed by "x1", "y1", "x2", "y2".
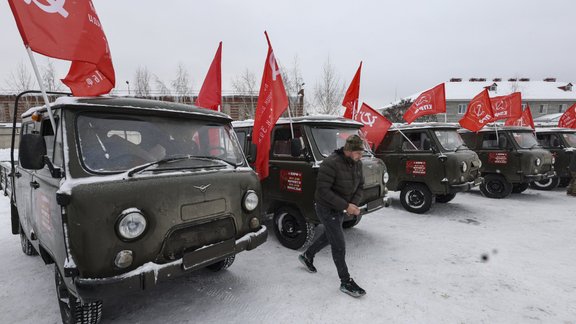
[
  {"x1": 340, "y1": 278, "x2": 366, "y2": 297},
  {"x1": 298, "y1": 254, "x2": 317, "y2": 273}
]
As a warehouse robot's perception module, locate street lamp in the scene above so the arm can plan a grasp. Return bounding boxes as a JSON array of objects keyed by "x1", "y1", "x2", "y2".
[{"x1": 125, "y1": 80, "x2": 130, "y2": 96}]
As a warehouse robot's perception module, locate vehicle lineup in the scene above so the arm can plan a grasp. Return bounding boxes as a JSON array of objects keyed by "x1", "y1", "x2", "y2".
[{"x1": 0, "y1": 94, "x2": 574, "y2": 324}]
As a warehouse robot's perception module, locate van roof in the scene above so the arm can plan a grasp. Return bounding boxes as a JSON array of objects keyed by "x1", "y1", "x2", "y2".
[
  {"x1": 534, "y1": 127, "x2": 576, "y2": 133},
  {"x1": 22, "y1": 96, "x2": 231, "y2": 121},
  {"x1": 232, "y1": 115, "x2": 363, "y2": 128}
]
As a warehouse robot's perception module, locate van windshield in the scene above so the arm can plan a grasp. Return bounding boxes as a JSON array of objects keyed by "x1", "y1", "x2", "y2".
[
  {"x1": 563, "y1": 132, "x2": 576, "y2": 147},
  {"x1": 77, "y1": 114, "x2": 244, "y2": 173},
  {"x1": 511, "y1": 132, "x2": 539, "y2": 149},
  {"x1": 434, "y1": 130, "x2": 466, "y2": 151},
  {"x1": 310, "y1": 127, "x2": 369, "y2": 158}
]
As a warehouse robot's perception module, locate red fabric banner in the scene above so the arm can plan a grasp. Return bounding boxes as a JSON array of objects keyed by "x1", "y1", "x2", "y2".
[
  {"x1": 196, "y1": 42, "x2": 222, "y2": 111},
  {"x1": 505, "y1": 105, "x2": 535, "y2": 129},
  {"x1": 403, "y1": 83, "x2": 446, "y2": 124},
  {"x1": 490, "y1": 92, "x2": 522, "y2": 122},
  {"x1": 8, "y1": 0, "x2": 115, "y2": 96},
  {"x1": 354, "y1": 103, "x2": 392, "y2": 149},
  {"x1": 252, "y1": 32, "x2": 289, "y2": 180},
  {"x1": 342, "y1": 62, "x2": 362, "y2": 119},
  {"x1": 558, "y1": 103, "x2": 576, "y2": 129},
  {"x1": 459, "y1": 89, "x2": 494, "y2": 132}
]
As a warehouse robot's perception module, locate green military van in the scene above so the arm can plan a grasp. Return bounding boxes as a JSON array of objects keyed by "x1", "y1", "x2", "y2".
[
  {"x1": 532, "y1": 127, "x2": 576, "y2": 190},
  {"x1": 375, "y1": 123, "x2": 483, "y2": 214},
  {"x1": 233, "y1": 116, "x2": 390, "y2": 250},
  {"x1": 3, "y1": 95, "x2": 267, "y2": 324},
  {"x1": 459, "y1": 125, "x2": 556, "y2": 198}
]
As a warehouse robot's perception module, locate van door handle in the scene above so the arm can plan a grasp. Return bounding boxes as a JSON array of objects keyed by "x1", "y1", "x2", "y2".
[
  {"x1": 30, "y1": 181, "x2": 40, "y2": 189},
  {"x1": 270, "y1": 165, "x2": 280, "y2": 170},
  {"x1": 15, "y1": 172, "x2": 21, "y2": 178}
]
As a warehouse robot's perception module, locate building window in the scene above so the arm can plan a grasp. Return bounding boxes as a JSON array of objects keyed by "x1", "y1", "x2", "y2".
[
  {"x1": 539, "y1": 104, "x2": 548, "y2": 114},
  {"x1": 560, "y1": 104, "x2": 567, "y2": 113},
  {"x1": 458, "y1": 104, "x2": 468, "y2": 114},
  {"x1": 521, "y1": 103, "x2": 527, "y2": 110}
]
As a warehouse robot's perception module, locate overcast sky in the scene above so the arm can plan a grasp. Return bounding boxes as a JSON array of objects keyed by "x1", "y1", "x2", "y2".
[{"x1": 1, "y1": 0, "x2": 575, "y2": 108}]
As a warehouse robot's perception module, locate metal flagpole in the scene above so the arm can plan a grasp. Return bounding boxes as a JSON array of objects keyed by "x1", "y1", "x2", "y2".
[
  {"x1": 26, "y1": 47, "x2": 57, "y2": 131},
  {"x1": 391, "y1": 124, "x2": 418, "y2": 150},
  {"x1": 287, "y1": 99, "x2": 295, "y2": 139}
]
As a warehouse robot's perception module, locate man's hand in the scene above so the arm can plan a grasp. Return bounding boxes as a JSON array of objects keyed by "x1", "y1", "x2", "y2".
[{"x1": 346, "y1": 203, "x2": 361, "y2": 216}]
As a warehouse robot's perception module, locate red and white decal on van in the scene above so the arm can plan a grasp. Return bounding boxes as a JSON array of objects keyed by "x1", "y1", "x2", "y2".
[
  {"x1": 488, "y1": 152, "x2": 508, "y2": 164},
  {"x1": 406, "y1": 160, "x2": 427, "y2": 176},
  {"x1": 280, "y1": 170, "x2": 303, "y2": 192},
  {"x1": 37, "y1": 191, "x2": 53, "y2": 232}
]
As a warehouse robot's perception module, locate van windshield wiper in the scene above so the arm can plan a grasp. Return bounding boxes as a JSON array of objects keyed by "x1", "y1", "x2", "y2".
[
  {"x1": 194, "y1": 156, "x2": 239, "y2": 168},
  {"x1": 126, "y1": 155, "x2": 194, "y2": 177},
  {"x1": 455, "y1": 144, "x2": 467, "y2": 152}
]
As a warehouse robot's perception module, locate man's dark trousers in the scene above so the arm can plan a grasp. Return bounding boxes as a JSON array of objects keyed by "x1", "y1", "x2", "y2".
[{"x1": 305, "y1": 203, "x2": 350, "y2": 281}]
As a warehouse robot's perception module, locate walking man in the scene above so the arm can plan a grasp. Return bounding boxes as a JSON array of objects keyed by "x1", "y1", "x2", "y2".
[{"x1": 298, "y1": 134, "x2": 366, "y2": 297}]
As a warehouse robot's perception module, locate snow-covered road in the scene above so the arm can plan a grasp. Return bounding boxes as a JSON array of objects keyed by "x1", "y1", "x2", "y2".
[{"x1": 1, "y1": 188, "x2": 575, "y2": 323}]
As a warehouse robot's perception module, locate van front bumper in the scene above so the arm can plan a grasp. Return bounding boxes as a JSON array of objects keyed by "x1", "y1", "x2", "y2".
[
  {"x1": 73, "y1": 226, "x2": 268, "y2": 302},
  {"x1": 448, "y1": 176, "x2": 484, "y2": 194},
  {"x1": 522, "y1": 170, "x2": 556, "y2": 182}
]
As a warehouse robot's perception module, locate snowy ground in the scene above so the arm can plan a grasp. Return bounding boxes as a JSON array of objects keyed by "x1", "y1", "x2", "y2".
[{"x1": 0, "y1": 187, "x2": 575, "y2": 324}]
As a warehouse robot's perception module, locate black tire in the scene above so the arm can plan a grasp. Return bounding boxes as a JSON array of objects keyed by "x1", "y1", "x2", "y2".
[
  {"x1": 207, "y1": 255, "x2": 235, "y2": 272},
  {"x1": 400, "y1": 183, "x2": 433, "y2": 214},
  {"x1": 529, "y1": 177, "x2": 560, "y2": 191},
  {"x1": 273, "y1": 206, "x2": 315, "y2": 250},
  {"x1": 20, "y1": 225, "x2": 38, "y2": 256},
  {"x1": 342, "y1": 215, "x2": 362, "y2": 229},
  {"x1": 558, "y1": 177, "x2": 571, "y2": 188},
  {"x1": 480, "y1": 174, "x2": 512, "y2": 199},
  {"x1": 55, "y1": 266, "x2": 102, "y2": 324},
  {"x1": 512, "y1": 183, "x2": 529, "y2": 193},
  {"x1": 435, "y1": 193, "x2": 456, "y2": 203}
]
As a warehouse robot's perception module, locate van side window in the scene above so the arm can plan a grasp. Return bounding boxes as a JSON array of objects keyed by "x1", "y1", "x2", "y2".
[
  {"x1": 402, "y1": 132, "x2": 431, "y2": 151},
  {"x1": 536, "y1": 134, "x2": 561, "y2": 148},
  {"x1": 41, "y1": 118, "x2": 58, "y2": 163},
  {"x1": 235, "y1": 131, "x2": 246, "y2": 152},
  {"x1": 481, "y1": 133, "x2": 499, "y2": 149},
  {"x1": 272, "y1": 126, "x2": 303, "y2": 158}
]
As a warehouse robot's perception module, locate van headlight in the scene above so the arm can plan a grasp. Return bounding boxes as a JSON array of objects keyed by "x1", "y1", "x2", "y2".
[
  {"x1": 243, "y1": 190, "x2": 259, "y2": 211},
  {"x1": 383, "y1": 171, "x2": 389, "y2": 184},
  {"x1": 535, "y1": 158, "x2": 541, "y2": 166},
  {"x1": 117, "y1": 209, "x2": 147, "y2": 240},
  {"x1": 461, "y1": 161, "x2": 468, "y2": 172}
]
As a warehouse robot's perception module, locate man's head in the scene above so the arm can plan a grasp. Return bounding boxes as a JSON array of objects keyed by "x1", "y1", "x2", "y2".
[{"x1": 343, "y1": 134, "x2": 364, "y2": 161}]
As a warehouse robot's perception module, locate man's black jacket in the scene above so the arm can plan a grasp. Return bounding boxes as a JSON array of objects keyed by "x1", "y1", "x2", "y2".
[{"x1": 315, "y1": 148, "x2": 364, "y2": 211}]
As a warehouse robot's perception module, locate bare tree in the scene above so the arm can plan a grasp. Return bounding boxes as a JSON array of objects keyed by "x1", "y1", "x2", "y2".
[
  {"x1": 312, "y1": 57, "x2": 345, "y2": 115},
  {"x1": 5, "y1": 61, "x2": 36, "y2": 92},
  {"x1": 154, "y1": 75, "x2": 171, "y2": 97},
  {"x1": 41, "y1": 60, "x2": 63, "y2": 92},
  {"x1": 134, "y1": 66, "x2": 152, "y2": 97},
  {"x1": 231, "y1": 69, "x2": 258, "y2": 119},
  {"x1": 171, "y1": 63, "x2": 192, "y2": 103},
  {"x1": 280, "y1": 55, "x2": 306, "y2": 116}
]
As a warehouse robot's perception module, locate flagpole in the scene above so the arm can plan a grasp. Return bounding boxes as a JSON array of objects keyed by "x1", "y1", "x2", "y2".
[{"x1": 25, "y1": 47, "x2": 57, "y2": 131}]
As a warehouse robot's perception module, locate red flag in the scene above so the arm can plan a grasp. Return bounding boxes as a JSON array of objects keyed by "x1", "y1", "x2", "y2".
[
  {"x1": 252, "y1": 32, "x2": 289, "y2": 180},
  {"x1": 459, "y1": 89, "x2": 494, "y2": 132},
  {"x1": 490, "y1": 92, "x2": 522, "y2": 122},
  {"x1": 558, "y1": 103, "x2": 576, "y2": 129},
  {"x1": 196, "y1": 42, "x2": 222, "y2": 111},
  {"x1": 505, "y1": 105, "x2": 534, "y2": 129},
  {"x1": 403, "y1": 83, "x2": 446, "y2": 124},
  {"x1": 342, "y1": 62, "x2": 362, "y2": 119},
  {"x1": 354, "y1": 103, "x2": 392, "y2": 149},
  {"x1": 8, "y1": 0, "x2": 115, "y2": 96}
]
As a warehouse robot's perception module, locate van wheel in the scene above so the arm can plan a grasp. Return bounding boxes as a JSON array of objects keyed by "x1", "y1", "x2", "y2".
[
  {"x1": 435, "y1": 193, "x2": 456, "y2": 203},
  {"x1": 480, "y1": 174, "x2": 512, "y2": 198},
  {"x1": 558, "y1": 177, "x2": 571, "y2": 188},
  {"x1": 273, "y1": 207, "x2": 315, "y2": 250},
  {"x1": 20, "y1": 225, "x2": 38, "y2": 256},
  {"x1": 207, "y1": 255, "x2": 235, "y2": 272},
  {"x1": 55, "y1": 266, "x2": 102, "y2": 324},
  {"x1": 529, "y1": 177, "x2": 559, "y2": 191},
  {"x1": 512, "y1": 183, "x2": 529, "y2": 193},
  {"x1": 342, "y1": 215, "x2": 362, "y2": 229},
  {"x1": 400, "y1": 183, "x2": 432, "y2": 214}
]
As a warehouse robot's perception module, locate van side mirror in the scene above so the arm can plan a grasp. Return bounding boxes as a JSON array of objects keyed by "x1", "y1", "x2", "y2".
[
  {"x1": 422, "y1": 138, "x2": 431, "y2": 151},
  {"x1": 498, "y1": 137, "x2": 508, "y2": 149},
  {"x1": 290, "y1": 138, "x2": 302, "y2": 157},
  {"x1": 19, "y1": 134, "x2": 46, "y2": 170},
  {"x1": 247, "y1": 143, "x2": 257, "y2": 163}
]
